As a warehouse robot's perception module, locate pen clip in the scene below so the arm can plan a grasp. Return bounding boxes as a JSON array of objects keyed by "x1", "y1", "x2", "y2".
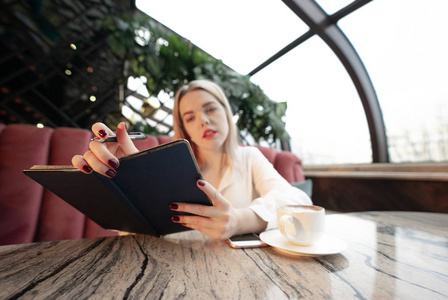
[{"x1": 90, "y1": 132, "x2": 147, "y2": 143}]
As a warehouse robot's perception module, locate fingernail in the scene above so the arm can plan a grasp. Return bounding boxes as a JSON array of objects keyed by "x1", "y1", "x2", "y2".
[
  {"x1": 106, "y1": 169, "x2": 117, "y2": 178},
  {"x1": 82, "y1": 165, "x2": 93, "y2": 173},
  {"x1": 198, "y1": 179, "x2": 205, "y2": 186},
  {"x1": 98, "y1": 130, "x2": 107, "y2": 138},
  {"x1": 172, "y1": 216, "x2": 180, "y2": 222},
  {"x1": 170, "y1": 204, "x2": 178, "y2": 210},
  {"x1": 108, "y1": 159, "x2": 119, "y2": 169}
]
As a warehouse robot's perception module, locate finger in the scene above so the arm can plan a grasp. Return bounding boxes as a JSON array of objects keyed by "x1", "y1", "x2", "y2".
[
  {"x1": 170, "y1": 202, "x2": 216, "y2": 218},
  {"x1": 115, "y1": 122, "x2": 139, "y2": 155},
  {"x1": 172, "y1": 215, "x2": 216, "y2": 230},
  {"x1": 91, "y1": 122, "x2": 114, "y2": 140},
  {"x1": 83, "y1": 150, "x2": 117, "y2": 178},
  {"x1": 89, "y1": 123, "x2": 120, "y2": 167},
  {"x1": 175, "y1": 219, "x2": 227, "y2": 240},
  {"x1": 72, "y1": 155, "x2": 93, "y2": 174},
  {"x1": 89, "y1": 140, "x2": 120, "y2": 169},
  {"x1": 196, "y1": 179, "x2": 228, "y2": 208}
]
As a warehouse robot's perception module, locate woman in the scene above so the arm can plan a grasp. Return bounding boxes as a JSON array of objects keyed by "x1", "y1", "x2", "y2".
[{"x1": 72, "y1": 80, "x2": 311, "y2": 240}]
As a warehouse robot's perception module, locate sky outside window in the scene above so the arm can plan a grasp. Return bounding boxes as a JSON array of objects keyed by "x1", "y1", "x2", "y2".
[{"x1": 136, "y1": 0, "x2": 448, "y2": 164}]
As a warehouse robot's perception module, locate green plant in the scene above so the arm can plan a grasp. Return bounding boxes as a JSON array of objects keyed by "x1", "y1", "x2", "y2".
[{"x1": 102, "y1": 12, "x2": 289, "y2": 144}]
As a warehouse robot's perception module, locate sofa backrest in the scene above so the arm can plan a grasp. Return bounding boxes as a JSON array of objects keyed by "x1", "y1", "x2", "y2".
[
  {"x1": 0, "y1": 124, "x2": 304, "y2": 245},
  {"x1": 254, "y1": 146, "x2": 305, "y2": 183}
]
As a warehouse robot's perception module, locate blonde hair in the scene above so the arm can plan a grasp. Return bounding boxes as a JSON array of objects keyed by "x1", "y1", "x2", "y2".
[{"x1": 173, "y1": 80, "x2": 238, "y2": 168}]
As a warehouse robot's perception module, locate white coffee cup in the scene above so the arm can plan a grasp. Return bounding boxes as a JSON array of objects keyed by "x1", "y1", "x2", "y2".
[{"x1": 277, "y1": 205, "x2": 325, "y2": 246}]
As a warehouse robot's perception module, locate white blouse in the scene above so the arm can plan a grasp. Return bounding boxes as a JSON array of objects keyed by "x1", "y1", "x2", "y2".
[{"x1": 218, "y1": 146, "x2": 312, "y2": 230}]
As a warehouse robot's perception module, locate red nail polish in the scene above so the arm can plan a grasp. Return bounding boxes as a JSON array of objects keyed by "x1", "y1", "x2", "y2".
[
  {"x1": 198, "y1": 179, "x2": 205, "y2": 186},
  {"x1": 172, "y1": 216, "x2": 180, "y2": 222},
  {"x1": 106, "y1": 169, "x2": 117, "y2": 178},
  {"x1": 99, "y1": 130, "x2": 107, "y2": 138},
  {"x1": 108, "y1": 159, "x2": 119, "y2": 169},
  {"x1": 170, "y1": 204, "x2": 178, "y2": 210},
  {"x1": 82, "y1": 165, "x2": 93, "y2": 173}
]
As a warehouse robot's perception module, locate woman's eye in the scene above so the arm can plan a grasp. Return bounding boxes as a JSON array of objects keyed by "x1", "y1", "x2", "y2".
[
  {"x1": 206, "y1": 107, "x2": 216, "y2": 113},
  {"x1": 184, "y1": 116, "x2": 194, "y2": 123}
]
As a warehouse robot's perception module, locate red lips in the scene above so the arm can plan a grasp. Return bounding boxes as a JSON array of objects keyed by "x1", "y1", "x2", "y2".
[{"x1": 203, "y1": 129, "x2": 216, "y2": 139}]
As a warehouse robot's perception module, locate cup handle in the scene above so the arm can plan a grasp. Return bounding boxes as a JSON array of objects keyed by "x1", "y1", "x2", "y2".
[{"x1": 279, "y1": 215, "x2": 298, "y2": 242}]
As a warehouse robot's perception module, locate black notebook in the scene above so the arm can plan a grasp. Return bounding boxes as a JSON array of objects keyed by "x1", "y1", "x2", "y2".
[{"x1": 23, "y1": 139, "x2": 212, "y2": 236}]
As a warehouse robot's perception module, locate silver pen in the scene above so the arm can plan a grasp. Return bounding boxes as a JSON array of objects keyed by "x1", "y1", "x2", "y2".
[{"x1": 91, "y1": 132, "x2": 147, "y2": 143}]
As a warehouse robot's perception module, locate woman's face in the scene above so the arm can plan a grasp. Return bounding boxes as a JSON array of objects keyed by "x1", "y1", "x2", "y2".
[{"x1": 179, "y1": 90, "x2": 229, "y2": 153}]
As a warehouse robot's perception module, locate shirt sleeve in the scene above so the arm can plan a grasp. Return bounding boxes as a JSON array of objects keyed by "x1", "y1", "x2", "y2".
[{"x1": 245, "y1": 147, "x2": 313, "y2": 230}]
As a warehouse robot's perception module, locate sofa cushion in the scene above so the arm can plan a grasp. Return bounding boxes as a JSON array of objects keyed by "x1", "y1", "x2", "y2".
[
  {"x1": 0, "y1": 124, "x2": 305, "y2": 245},
  {"x1": 134, "y1": 135, "x2": 160, "y2": 150},
  {"x1": 273, "y1": 151, "x2": 305, "y2": 183},
  {"x1": 255, "y1": 146, "x2": 305, "y2": 183},
  {"x1": 36, "y1": 127, "x2": 93, "y2": 242},
  {"x1": 0, "y1": 125, "x2": 54, "y2": 245}
]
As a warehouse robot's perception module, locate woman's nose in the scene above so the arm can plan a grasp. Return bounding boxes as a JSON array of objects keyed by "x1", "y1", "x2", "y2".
[{"x1": 200, "y1": 113, "x2": 210, "y2": 126}]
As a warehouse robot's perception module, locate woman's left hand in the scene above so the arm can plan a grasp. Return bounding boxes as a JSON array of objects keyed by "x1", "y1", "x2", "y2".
[{"x1": 170, "y1": 179, "x2": 239, "y2": 240}]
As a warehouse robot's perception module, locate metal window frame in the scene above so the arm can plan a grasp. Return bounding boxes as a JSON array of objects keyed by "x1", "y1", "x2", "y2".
[{"x1": 250, "y1": 0, "x2": 389, "y2": 162}]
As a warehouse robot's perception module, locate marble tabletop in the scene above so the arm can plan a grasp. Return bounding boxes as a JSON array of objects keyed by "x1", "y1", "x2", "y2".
[{"x1": 0, "y1": 211, "x2": 447, "y2": 299}]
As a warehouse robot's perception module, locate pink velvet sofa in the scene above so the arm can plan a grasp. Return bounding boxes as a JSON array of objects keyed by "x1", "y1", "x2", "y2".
[{"x1": 0, "y1": 124, "x2": 305, "y2": 246}]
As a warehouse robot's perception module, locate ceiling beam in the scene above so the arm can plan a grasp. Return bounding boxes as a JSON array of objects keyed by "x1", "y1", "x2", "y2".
[{"x1": 281, "y1": 0, "x2": 389, "y2": 162}]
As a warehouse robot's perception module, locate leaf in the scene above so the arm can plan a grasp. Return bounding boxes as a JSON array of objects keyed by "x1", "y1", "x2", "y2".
[{"x1": 100, "y1": 12, "x2": 289, "y2": 146}]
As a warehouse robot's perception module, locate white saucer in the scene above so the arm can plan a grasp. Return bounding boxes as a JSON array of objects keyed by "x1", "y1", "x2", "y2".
[{"x1": 259, "y1": 230, "x2": 347, "y2": 256}]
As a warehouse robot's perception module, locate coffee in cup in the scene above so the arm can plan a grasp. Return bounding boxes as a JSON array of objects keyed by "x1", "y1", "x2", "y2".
[{"x1": 277, "y1": 205, "x2": 325, "y2": 246}]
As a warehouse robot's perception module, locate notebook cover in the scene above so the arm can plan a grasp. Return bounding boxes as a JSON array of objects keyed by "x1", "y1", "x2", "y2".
[{"x1": 23, "y1": 139, "x2": 211, "y2": 236}]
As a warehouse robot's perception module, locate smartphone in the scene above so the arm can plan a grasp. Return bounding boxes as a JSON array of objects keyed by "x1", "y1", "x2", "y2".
[
  {"x1": 91, "y1": 132, "x2": 147, "y2": 143},
  {"x1": 226, "y1": 233, "x2": 268, "y2": 249}
]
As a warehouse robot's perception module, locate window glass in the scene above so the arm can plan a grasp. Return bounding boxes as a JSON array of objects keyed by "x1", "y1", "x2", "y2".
[
  {"x1": 136, "y1": 0, "x2": 308, "y2": 75},
  {"x1": 251, "y1": 36, "x2": 371, "y2": 165},
  {"x1": 316, "y1": 0, "x2": 355, "y2": 15},
  {"x1": 339, "y1": 0, "x2": 448, "y2": 162}
]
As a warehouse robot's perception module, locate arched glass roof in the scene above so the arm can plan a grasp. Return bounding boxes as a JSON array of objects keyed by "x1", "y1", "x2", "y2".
[
  {"x1": 137, "y1": 0, "x2": 448, "y2": 165},
  {"x1": 1, "y1": 0, "x2": 444, "y2": 165}
]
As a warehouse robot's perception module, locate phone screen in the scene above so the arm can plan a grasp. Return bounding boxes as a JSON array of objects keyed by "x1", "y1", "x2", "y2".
[{"x1": 226, "y1": 233, "x2": 267, "y2": 248}]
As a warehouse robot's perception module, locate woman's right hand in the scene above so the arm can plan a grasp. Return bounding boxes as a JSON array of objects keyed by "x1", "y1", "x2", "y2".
[{"x1": 71, "y1": 122, "x2": 139, "y2": 178}]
